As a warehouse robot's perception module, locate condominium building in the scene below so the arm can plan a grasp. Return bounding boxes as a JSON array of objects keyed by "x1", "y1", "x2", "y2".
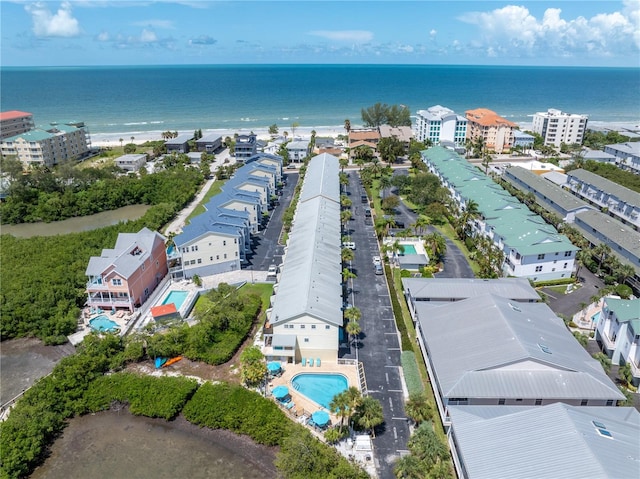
[
  {"x1": 1, "y1": 120, "x2": 91, "y2": 168},
  {"x1": 414, "y1": 105, "x2": 467, "y2": 147},
  {"x1": 465, "y1": 108, "x2": 517, "y2": 153},
  {"x1": 532, "y1": 108, "x2": 588, "y2": 148},
  {"x1": 0, "y1": 110, "x2": 35, "y2": 140}
]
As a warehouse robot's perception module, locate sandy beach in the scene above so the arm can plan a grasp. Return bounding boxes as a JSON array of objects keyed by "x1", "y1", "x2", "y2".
[
  {"x1": 90, "y1": 126, "x2": 349, "y2": 148},
  {"x1": 89, "y1": 120, "x2": 640, "y2": 148}
]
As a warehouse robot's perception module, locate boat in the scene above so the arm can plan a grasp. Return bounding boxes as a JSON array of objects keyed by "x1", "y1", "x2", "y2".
[
  {"x1": 162, "y1": 356, "x2": 183, "y2": 368},
  {"x1": 154, "y1": 357, "x2": 168, "y2": 369}
]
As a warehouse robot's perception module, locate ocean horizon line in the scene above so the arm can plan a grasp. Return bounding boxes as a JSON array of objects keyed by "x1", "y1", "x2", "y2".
[{"x1": 3, "y1": 63, "x2": 639, "y2": 71}]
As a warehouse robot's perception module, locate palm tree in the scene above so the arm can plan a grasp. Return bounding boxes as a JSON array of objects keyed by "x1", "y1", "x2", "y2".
[
  {"x1": 339, "y1": 157, "x2": 349, "y2": 172},
  {"x1": 130, "y1": 136, "x2": 135, "y2": 144},
  {"x1": 411, "y1": 215, "x2": 431, "y2": 236},
  {"x1": 379, "y1": 174, "x2": 393, "y2": 199},
  {"x1": 459, "y1": 199, "x2": 480, "y2": 239},
  {"x1": 423, "y1": 232, "x2": 446, "y2": 263},
  {"x1": 329, "y1": 391, "x2": 350, "y2": 427},
  {"x1": 355, "y1": 396, "x2": 384, "y2": 437},
  {"x1": 344, "y1": 119, "x2": 351, "y2": 134},
  {"x1": 394, "y1": 455, "x2": 427, "y2": 479},
  {"x1": 119, "y1": 138, "x2": 124, "y2": 148},
  {"x1": 346, "y1": 320, "x2": 361, "y2": 349},
  {"x1": 593, "y1": 243, "x2": 611, "y2": 275},
  {"x1": 391, "y1": 239, "x2": 405, "y2": 264},
  {"x1": 341, "y1": 247, "x2": 355, "y2": 263},
  {"x1": 616, "y1": 264, "x2": 636, "y2": 285},
  {"x1": 344, "y1": 306, "x2": 362, "y2": 323},
  {"x1": 340, "y1": 210, "x2": 352, "y2": 229},
  {"x1": 344, "y1": 386, "x2": 363, "y2": 428},
  {"x1": 342, "y1": 267, "x2": 356, "y2": 283},
  {"x1": 375, "y1": 216, "x2": 396, "y2": 239},
  {"x1": 404, "y1": 392, "x2": 434, "y2": 425}
]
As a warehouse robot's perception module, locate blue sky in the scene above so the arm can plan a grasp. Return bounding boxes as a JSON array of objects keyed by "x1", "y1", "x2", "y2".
[{"x1": 2, "y1": 1, "x2": 639, "y2": 67}]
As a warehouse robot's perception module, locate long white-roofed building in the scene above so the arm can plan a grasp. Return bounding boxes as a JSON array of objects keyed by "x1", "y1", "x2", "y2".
[
  {"x1": 263, "y1": 153, "x2": 342, "y2": 364},
  {"x1": 448, "y1": 404, "x2": 640, "y2": 479},
  {"x1": 417, "y1": 293, "x2": 624, "y2": 425}
]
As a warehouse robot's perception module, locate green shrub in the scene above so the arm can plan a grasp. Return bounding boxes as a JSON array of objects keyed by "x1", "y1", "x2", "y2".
[
  {"x1": 533, "y1": 278, "x2": 576, "y2": 287},
  {"x1": 400, "y1": 269, "x2": 412, "y2": 278},
  {"x1": 82, "y1": 373, "x2": 199, "y2": 419},
  {"x1": 401, "y1": 351, "x2": 424, "y2": 395},
  {"x1": 182, "y1": 382, "x2": 291, "y2": 447}
]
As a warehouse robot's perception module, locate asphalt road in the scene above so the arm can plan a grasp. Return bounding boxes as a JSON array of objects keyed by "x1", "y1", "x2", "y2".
[
  {"x1": 343, "y1": 172, "x2": 411, "y2": 479},
  {"x1": 245, "y1": 172, "x2": 298, "y2": 271}
]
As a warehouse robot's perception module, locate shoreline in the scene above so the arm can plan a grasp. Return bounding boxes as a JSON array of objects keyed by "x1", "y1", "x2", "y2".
[{"x1": 89, "y1": 120, "x2": 640, "y2": 148}]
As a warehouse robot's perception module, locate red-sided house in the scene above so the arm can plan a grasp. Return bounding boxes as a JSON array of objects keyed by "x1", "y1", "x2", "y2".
[{"x1": 85, "y1": 228, "x2": 168, "y2": 312}]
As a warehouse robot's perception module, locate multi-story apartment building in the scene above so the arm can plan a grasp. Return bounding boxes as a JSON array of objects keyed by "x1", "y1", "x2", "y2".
[
  {"x1": 603, "y1": 141, "x2": 640, "y2": 174},
  {"x1": 422, "y1": 146, "x2": 578, "y2": 281},
  {"x1": 286, "y1": 140, "x2": 310, "y2": 163},
  {"x1": 414, "y1": 105, "x2": 467, "y2": 147},
  {"x1": 1, "y1": 121, "x2": 91, "y2": 168},
  {"x1": 532, "y1": 108, "x2": 588, "y2": 148},
  {"x1": 0, "y1": 110, "x2": 35, "y2": 140},
  {"x1": 85, "y1": 228, "x2": 168, "y2": 312},
  {"x1": 465, "y1": 108, "x2": 516, "y2": 153}
]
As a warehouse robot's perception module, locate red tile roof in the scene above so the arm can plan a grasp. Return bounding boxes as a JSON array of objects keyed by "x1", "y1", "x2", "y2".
[
  {"x1": 465, "y1": 108, "x2": 516, "y2": 128},
  {"x1": 0, "y1": 110, "x2": 33, "y2": 121},
  {"x1": 151, "y1": 303, "x2": 178, "y2": 317}
]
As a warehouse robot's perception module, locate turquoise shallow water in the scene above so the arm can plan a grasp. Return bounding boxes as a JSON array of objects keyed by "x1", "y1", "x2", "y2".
[
  {"x1": 89, "y1": 315, "x2": 119, "y2": 332},
  {"x1": 162, "y1": 290, "x2": 188, "y2": 310},
  {"x1": 2, "y1": 65, "x2": 638, "y2": 134}
]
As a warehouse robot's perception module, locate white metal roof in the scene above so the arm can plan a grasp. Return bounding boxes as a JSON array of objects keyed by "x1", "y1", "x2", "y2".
[
  {"x1": 449, "y1": 404, "x2": 640, "y2": 479},
  {"x1": 270, "y1": 154, "x2": 342, "y2": 327},
  {"x1": 402, "y1": 277, "x2": 541, "y2": 302},
  {"x1": 419, "y1": 293, "x2": 623, "y2": 401}
]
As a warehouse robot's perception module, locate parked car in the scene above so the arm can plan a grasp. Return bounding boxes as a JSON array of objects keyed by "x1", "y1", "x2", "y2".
[
  {"x1": 372, "y1": 256, "x2": 381, "y2": 266},
  {"x1": 374, "y1": 264, "x2": 384, "y2": 275},
  {"x1": 267, "y1": 265, "x2": 278, "y2": 277},
  {"x1": 342, "y1": 241, "x2": 356, "y2": 250},
  {"x1": 361, "y1": 194, "x2": 368, "y2": 203},
  {"x1": 364, "y1": 208, "x2": 372, "y2": 217}
]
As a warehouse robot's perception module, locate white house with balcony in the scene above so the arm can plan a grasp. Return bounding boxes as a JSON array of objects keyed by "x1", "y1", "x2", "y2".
[
  {"x1": 603, "y1": 141, "x2": 640, "y2": 174},
  {"x1": 286, "y1": 140, "x2": 311, "y2": 163},
  {"x1": 263, "y1": 153, "x2": 342, "y2": 364},
  {"x1": 414, "y1": 105, "x2": 467, "y2": 147},
  {"x1": 595, "y1": 297, "x2": 640, "y2": 387}
]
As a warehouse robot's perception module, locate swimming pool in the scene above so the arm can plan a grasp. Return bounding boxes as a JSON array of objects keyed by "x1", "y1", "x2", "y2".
[
  {"x1": 89, "y1": 315, "x2": 119, "y2": 333},
  {"x1": 162, "y1": 290, "x2": 189, "y2": 310},
  {"x1": 591, "y1": 311, "x2": 601, "y2": 325},
  {"x1": 401, "y1": 244, "x2": 417, "y2": 255},
  {"x1": 291, "y1": 373, "x2": 349, "y2": 409}
]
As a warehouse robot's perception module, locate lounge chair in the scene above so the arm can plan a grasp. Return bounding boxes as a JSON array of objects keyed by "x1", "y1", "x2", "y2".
[
  {"x1": 301, "y1": 357, "x2": 306, "y2": 366},
  {"x1": 285, "y1": 401, "x2": 295, "y2": 410},
  {"x1": 308, "y1": 358, "x2": 313, "y2": 368},
  {"x1": 316, "y1": 358, "x2": 321, "y2": 367}
]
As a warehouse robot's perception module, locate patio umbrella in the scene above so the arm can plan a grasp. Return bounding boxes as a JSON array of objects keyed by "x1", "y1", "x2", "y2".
[
  {"x1": 312, "y1": 410, "x2": 330, "y2": 427},
  {"x1": 272, "y1": 385, "x2": 289, "y2": 400},
  {"x1": 267, "y1": 361, "x2": 282, "y2": 373}
]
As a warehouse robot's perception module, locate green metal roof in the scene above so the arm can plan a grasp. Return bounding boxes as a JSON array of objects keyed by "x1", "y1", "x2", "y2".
[
  {"x1": 3, "y1": 129, "x2": 54, "y2": 142},
  {"x1": 604, "y1": 298, "x2": 640, "y2": 335}
]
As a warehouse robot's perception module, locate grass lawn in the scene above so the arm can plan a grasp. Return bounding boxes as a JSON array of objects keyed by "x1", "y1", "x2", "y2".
[
  {"x1": 185, "y1": 180, "x2": 224, "y2": 223},
  {"x1": 239, "y1": 282, "x2": 273, "y2": 322}
]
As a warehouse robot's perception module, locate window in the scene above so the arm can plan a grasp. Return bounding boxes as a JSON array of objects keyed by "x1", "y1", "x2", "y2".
[
  {"x1": 535, "y1": 399, "x2": 542, "y2": 406},
  {"x1": 563, "y1": 263, "x2": 568, "y2": 268},
  {"x1": 224, "y1": 253, "x2": 227, "y2": 259},
  {"x1": 581, "y1": 399, "x2": 588, "y2": 406},
  {"x1": 216, "y1": 255, "x2": 220, "y2": 260},
  {"x1": 235, "y1": 251, "x2": 238, "y2": 257},
  {"x1": 537, "y1": 254, "x2": 545, "y2": 260},
  {"x1": 223, "y1": 240, "x2": 226, "y2": 246},
  {"x1": 516, "y1": 398, "x2": 523, "y2": 402},
  {"x1": 311, "y1": 325, "x2": 316, "y2": 329},
  {"x1": 197, "y1": 258, "x2": 202, "y2": 264},
  {"x1": 325, "y1": 325, "x2": 330, "y2": 330},
  {"x1": 210, "y1": 256, "x2": 213, "y2": 261},
  {"x1": 498, "y1": 398, "x2": 505, "y2": 405},
  {"x1": 300, "y1": 325, "x2": 305, "y2": 329},
  {"x1": 141, "y1": 264, "x2": 145, "y2": 271},
  {"x1": 112, "y1": 278, "x2": 122, "y2": 286},
  {"x1": 155, "y1": 260, "x2": 159, "y2": 266},
  {"x1": 535, "y1": 266, "x2": 543, "y2": 272},
  {"x1": 606, "y1": 400, "x2": 614, "y2": 406},
  {"x1": 564, "y1": 251, "x2": 572, "y2": 257},
  {"x1": 304, "y1": 338, "x2": 309, "y2": 343}
]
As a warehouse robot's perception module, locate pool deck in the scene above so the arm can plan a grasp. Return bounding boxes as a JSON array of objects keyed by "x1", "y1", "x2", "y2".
[{"x1": 267, "y1": 361, "x2": 359, "y2": 427}]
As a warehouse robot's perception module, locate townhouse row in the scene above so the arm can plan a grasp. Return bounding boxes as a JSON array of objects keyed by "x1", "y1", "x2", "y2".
[
  {"x1": 421, "y1": 146, "x2": 579, "y2": 281},
  {"x1": 262, "y1": 153, "x2": 343, "y2": 364},
  {"x1": 402, "y1": 277, "x2": 639, "y2": 479}
]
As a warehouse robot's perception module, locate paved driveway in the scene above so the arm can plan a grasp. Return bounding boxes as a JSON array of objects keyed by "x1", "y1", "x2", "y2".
[{"x1": 343, "y1": 172, "x2": 411, "y2": 479}]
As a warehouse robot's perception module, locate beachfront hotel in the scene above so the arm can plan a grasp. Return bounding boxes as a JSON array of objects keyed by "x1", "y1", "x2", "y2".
[
  {"x1": 421, "y1": 146, "x2": 579, "y2": 281},
  {"x1": 0, "y1": 110, "x2": 35, "y2": 140},
  {"x1": 465, "y1": 108, "x2": 516, "y2": 153},
  {"x1": 532, "y1": 108, "x2": 588, "y2": 148},
  {"x1": 85, "y1": 228, "x2": 168, "y2": 312},
  {"x1": 414, "y1": 105, "x2": 467, "y2": 147},
  {"x1": 1, "y1": 120, "x2": 91, "y2": 168},
  {"x1": 262, "y1": 153, "x2": 342, "y2": 364}
]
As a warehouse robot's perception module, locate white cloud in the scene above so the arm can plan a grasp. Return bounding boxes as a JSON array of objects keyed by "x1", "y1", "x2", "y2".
[
  {"x1": 308, "y1": 30, "x2": 373, "y2": 43},
  {"x1": 458, "y1": 4, "x2": 639, "y2": 60},
  {"x1": 25, "y1": 1, "x2": 81, "y2": 38},
  {"x1": 429, "y1": 29, "x2": 437, "y2": 38},
  {"x1": 96, "y1": 30, "x2": 110, "y2": 42},
  {"x1": 139, "y1": 29, "x2": 158, "y2": 43}
]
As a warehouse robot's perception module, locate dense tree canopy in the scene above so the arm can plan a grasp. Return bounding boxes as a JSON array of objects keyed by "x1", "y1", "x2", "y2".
[{"x1": 361, "y1": 103, "x2": 411, "y2": 127}]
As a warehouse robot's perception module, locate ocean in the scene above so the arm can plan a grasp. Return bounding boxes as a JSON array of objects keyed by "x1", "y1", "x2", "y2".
[{"x1": 2, "y1": 64, "x2": 639, "y2": 136}]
